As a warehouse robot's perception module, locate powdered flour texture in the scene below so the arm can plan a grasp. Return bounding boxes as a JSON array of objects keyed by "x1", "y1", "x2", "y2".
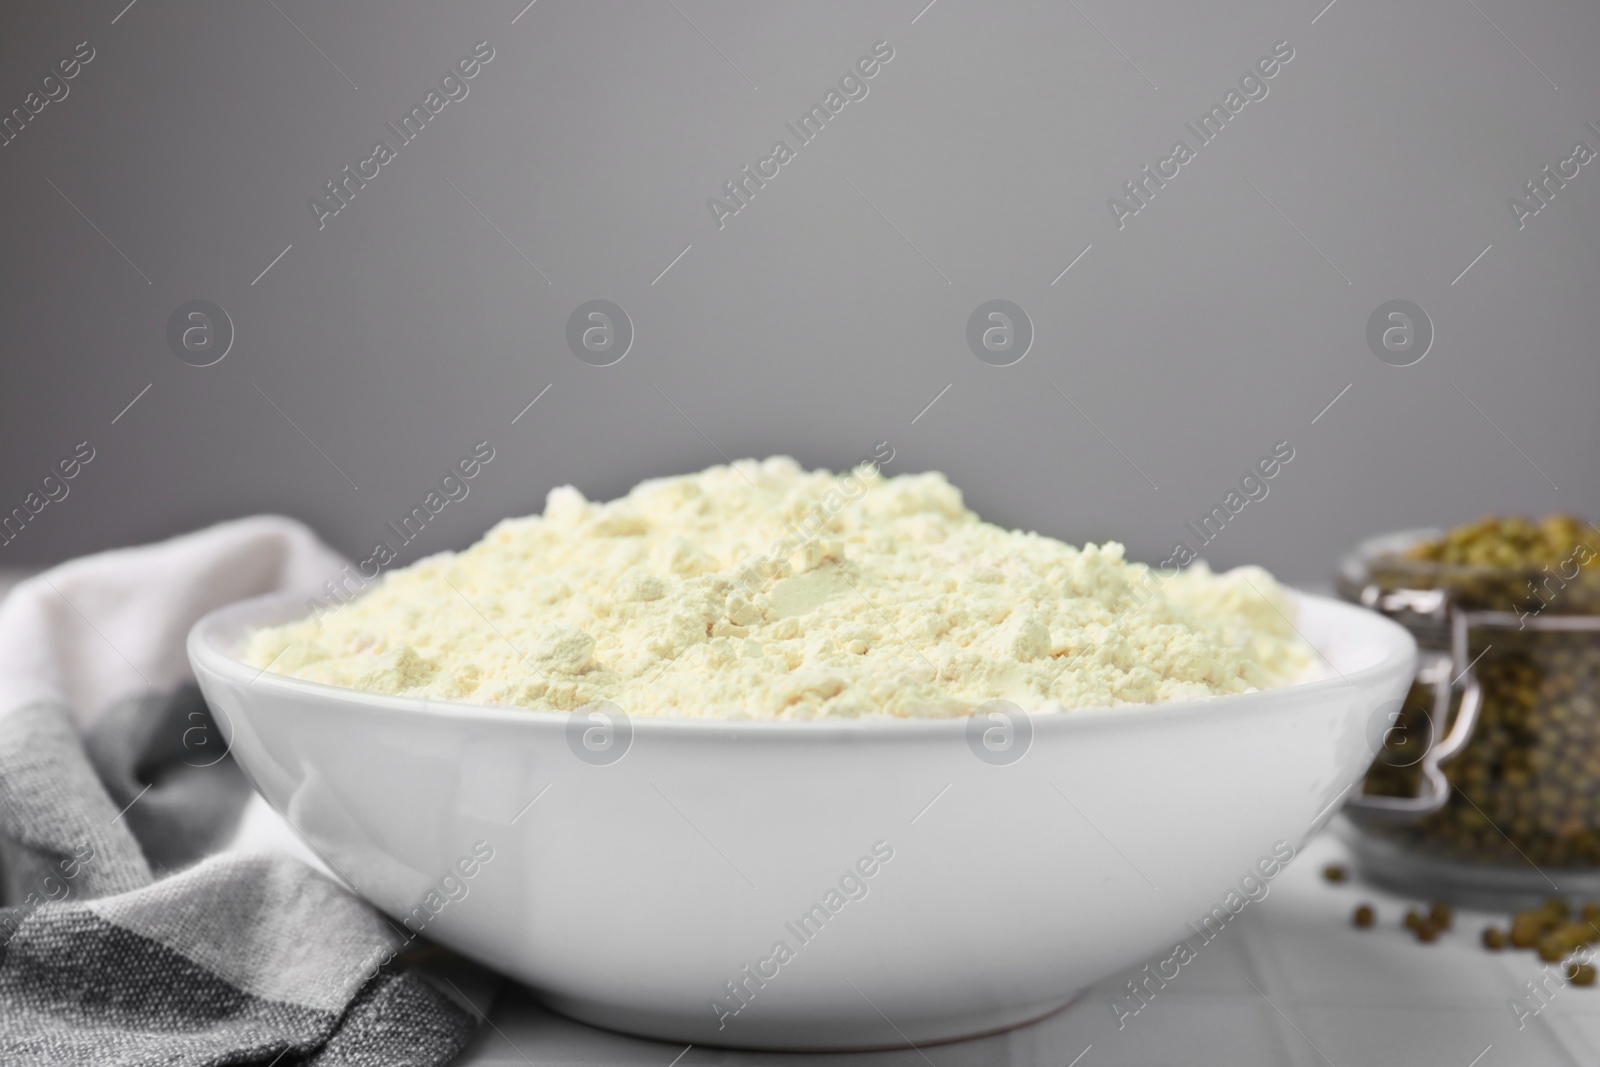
[{"x1": 245, "y1": 458, "x2": 1313, "y2": 719}]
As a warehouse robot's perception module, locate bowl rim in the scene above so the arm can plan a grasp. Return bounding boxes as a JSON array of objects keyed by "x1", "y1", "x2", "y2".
[{"x1": 187, "y1": 587, "x2": 1417, "y2": 738}]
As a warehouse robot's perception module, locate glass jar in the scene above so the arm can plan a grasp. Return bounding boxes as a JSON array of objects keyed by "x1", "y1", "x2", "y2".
[{"x1": 1336, "y1": 529, "x2": 1600, "y2": 906}]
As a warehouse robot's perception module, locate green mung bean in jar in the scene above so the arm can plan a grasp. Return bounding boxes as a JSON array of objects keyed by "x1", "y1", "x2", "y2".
[{"x1": 1337, "y1": 515, "x2": 1600, "y2": 905}]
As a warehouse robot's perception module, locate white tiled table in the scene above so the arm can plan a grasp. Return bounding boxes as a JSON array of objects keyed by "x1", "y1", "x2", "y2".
[{"x1": 457, "y1": 831, "x2": 1598, "y2": 1066}]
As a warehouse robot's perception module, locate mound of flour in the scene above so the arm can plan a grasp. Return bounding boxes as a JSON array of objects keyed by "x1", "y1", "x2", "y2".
[{"x1": 245, "y1": 457, "x2": 1313, "y2": 719}]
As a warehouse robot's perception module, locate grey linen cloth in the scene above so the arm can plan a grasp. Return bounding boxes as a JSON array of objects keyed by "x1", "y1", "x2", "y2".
[{"x1": 0, "y1": 518, "x2": 481, "y2": 1066}]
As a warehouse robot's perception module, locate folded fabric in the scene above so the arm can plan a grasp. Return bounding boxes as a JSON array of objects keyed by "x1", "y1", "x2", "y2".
[{"x1": 0, "y1": 517, "x2": 481, "y2": 1066}]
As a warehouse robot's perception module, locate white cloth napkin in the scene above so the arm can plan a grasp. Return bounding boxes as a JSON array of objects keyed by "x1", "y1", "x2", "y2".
[{"x1": 0, "y1": 517, "x2": 481, "y2": 1066}]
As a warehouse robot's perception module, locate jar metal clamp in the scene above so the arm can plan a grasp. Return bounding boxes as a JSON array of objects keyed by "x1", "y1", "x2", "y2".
[{"x1": 1344, "y1": 581, "x2": 1600, "y2": 821}]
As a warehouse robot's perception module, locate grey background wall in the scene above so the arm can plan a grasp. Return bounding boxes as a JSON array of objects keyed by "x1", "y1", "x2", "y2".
[{"x1": 1, "y1": 0, "x2": 1595, "y2": 583}]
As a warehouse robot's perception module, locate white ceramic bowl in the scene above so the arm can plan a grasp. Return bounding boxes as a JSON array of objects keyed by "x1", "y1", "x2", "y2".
[{"x1": 189, "y1": 590, "x2": 1414, "y2": 1051}]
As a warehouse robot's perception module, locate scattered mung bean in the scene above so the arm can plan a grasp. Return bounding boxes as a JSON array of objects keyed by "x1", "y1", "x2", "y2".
[{"x1": 1332, "y1": 879, "x2": 1600, "y2": 983}]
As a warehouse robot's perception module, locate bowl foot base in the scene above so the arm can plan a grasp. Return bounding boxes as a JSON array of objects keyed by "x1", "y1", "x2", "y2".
[{"x1": 533, "y1": 988, "x2": 1084, "y2": 1052}]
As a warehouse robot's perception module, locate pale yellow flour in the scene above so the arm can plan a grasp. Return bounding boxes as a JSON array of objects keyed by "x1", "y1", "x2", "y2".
[{"x1": 245, "y1": 458, "x2": 1314, "y2": 718}]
